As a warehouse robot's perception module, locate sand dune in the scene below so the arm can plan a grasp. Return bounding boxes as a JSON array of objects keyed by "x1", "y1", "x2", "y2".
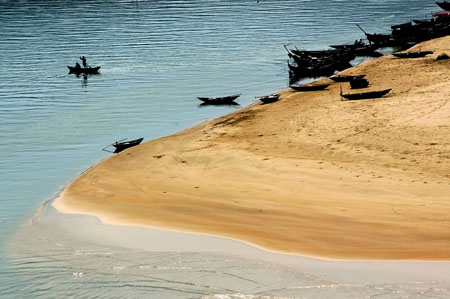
[{"x1": 54, "y1": 37, "x2": 450, "y2": 260}]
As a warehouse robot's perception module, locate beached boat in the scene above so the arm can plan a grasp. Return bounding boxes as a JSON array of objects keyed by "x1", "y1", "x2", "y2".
[
  {"x1": 436, "y1": 1, "x2": 450, "y2": 11},
  {"x1": 197, "y1": 94, "x2": 240, "y2": 105},
  {"x1": 67, "y1": 65, "x2": 101, "y2": 74},
  {"x1": 350, "y1": 78, "x2": 369, "y2": 89},
  {"x1": 290, "y1": 83, "x2": 329, "y2": 91},
  {"x1": 108, "y1": 138, "x2": 144, "y2": 153},
  {"x1": 340, "y1": 88, "x2": 391, "y2": 100},
  {"x1": 330, "y1": 74, "x2": 365, "y2": 82},
  {"x1": 258, "y1": 94, "x2": 280, "y2": 104},
  {"x1": 392, "y1": 51, "x2": 433, "y2": 58}
]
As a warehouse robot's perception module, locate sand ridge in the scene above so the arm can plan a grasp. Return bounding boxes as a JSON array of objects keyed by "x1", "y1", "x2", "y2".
[{"x1": 54, "y1": 37, "x2": 450, "y2": 260}]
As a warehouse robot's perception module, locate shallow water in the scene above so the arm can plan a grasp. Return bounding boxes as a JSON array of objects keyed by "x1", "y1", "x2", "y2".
[{"x1": 0, "y1": 0, "x2": 445, "y2": 297}]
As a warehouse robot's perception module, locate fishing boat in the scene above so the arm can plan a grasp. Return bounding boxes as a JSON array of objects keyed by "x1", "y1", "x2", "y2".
[
  {"x1": 392, "y1": 51, "x2": 433, "y2": 58},
  {"x1": 102, "y1": 138, "x2": 144, "y2": 153},
  {"x1": 340, "y1": 88, "x2": 391, "y2": 101},
  {"x1": 329, "y1": 41, "x2": 380, "y2": 56},
  {"x1": 350, "y1": 78, "x2": 369, "y2": 89},
  {"x1": 290, "y1": 83, "x2": 329, "y2": 91},
  {"x1": 68, "y1": 65, "x2": 101, "y2": 74},
  {"x1": 436, "y1": 1, "x2": 450, "y2": 11},
  {"x1": 330, "y1": 74, "x2": 365, "y2": 82},
  {"x1": 258, "y1": 94, "x2": 280, "y2": 104},
  {"x1": 197, "y1": 94, "x2": 240, "y2": 105}
]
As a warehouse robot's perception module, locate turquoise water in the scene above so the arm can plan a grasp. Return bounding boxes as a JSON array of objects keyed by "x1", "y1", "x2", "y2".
[{"x1": 0, "y1": 0, "x2": 447, "y2": 297}]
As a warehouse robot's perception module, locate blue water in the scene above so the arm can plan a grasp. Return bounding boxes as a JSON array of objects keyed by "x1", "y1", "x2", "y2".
[{"x1": 0, "y1": 0, "x2": 445, "y2": 297}]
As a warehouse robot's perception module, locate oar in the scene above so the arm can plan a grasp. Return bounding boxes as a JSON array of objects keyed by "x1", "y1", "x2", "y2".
[
  {"x1": 102, "y1": 138, "x2": 127, "y2": 153},
  {"x1": 356, "y1": 24, "x2": 368, "y2": 35}
]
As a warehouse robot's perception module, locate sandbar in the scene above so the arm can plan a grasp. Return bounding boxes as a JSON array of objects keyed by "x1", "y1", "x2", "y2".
[{"x1": 54, "y1": 37, "x2": 450, "y2": 260}]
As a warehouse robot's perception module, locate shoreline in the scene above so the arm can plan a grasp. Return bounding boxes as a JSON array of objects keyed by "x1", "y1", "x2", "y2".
[{"x1": 54, "y1": 37, "x2": 450, "y2": 260}]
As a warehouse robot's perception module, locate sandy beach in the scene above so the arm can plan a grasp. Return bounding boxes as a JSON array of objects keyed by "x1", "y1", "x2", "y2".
[{"x1": 54, "y1": 37, "x2": 450, "y2": 260}]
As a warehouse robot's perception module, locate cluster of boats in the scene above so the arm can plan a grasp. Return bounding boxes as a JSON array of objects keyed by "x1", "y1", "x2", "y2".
[
  {"x1": 287, "y1": 2, "x2": 450, "y2": 82},
  {"x1": 361, "y1": 2, "x2": 450, "y2": 49}
]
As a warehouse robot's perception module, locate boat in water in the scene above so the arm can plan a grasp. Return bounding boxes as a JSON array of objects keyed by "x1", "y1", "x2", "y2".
[
  {"x1": 67, "y1": 65, "x2": 101, "y2": 75},
  {"x1": 197, "y1": 94, "x2": 241, "y2": 105}
]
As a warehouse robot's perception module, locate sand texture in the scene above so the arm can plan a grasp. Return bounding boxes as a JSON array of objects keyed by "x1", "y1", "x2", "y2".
[{"x1": 54, "y1": 37, "x2": 450, "y2": 260}]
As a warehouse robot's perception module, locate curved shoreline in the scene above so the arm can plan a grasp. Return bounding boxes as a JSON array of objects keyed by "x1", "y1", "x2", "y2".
[{"x1": 54, "y1": 37, "x2": 450, "y2": 260}]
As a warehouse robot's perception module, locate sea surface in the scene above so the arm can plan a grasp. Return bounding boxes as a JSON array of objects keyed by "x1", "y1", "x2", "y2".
[{"x1": 0, "y1": 0, "x2": 448, "y2": 298}]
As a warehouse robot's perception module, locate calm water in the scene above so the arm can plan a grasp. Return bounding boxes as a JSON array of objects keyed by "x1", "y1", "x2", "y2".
[{"x1": 0, "y1": 0, "x2": 447, "y2": 297}]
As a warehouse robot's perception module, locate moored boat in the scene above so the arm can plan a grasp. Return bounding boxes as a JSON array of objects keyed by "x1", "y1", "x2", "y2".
[
  {"x1": 392, "y1": 51, "x2": 433, "y2": 58},
  {"x1": 436, "y1": 1, "x2": 450, "y2": 11},
  {"x1": 197, "y1": 94, "x2": 240, "y2": 105},
  {"x1": 350, "y1": 78, "x2": 369, "y2": 89},
  {"x1": 330, "y1": 74, "x2": 365, "y2": 82},
  {"x1": 102, "y1": 137, "x2": 144, "y2": 153},
  {"x1": 290, "y1": 83, "x2": 330, "y2": 91},
  {"x1": 258, "y1": 93, "x2": 280, "y2": 104},
  {"x1": 340, "y1": 88, "x2": 391, "y2": 100}
]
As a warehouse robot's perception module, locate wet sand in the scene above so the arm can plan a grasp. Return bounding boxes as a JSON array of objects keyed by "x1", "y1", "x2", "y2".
[{"x1": 54, "y1": 37, "x2": 450, "y2": 260}]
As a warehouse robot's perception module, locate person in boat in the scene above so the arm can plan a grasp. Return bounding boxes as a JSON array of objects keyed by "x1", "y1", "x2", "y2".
[
  {"x1": 80, "y1": 56, "x2": 87, "y2": 68},
  {"x1": 75, "y1": 62, "x2": 81, "y2": 70}
]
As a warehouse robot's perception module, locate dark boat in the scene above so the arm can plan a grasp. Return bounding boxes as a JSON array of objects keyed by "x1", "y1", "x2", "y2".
[
  {"x1": 197, "y1": 94, "x2": 240, "y2": 105},
  {"x1": 290, "y1": 83, "x2": 330, "y2": 91},
  {"x1": 68, "y1": 65, "x2": 101, "y2": 74},
  {"x1": 330, "y1": 42, "x2": 380, "y2": 57},
  {"x1": 436, "y1": 1, "x2": 450, "y2": 11},
  {"x1": 330, "y1": 74, "x2": 365, "y2": 82},
  {"x1": 109, "y1": 138, "x2": 144, "y2": 153},
  {"x1": 392, "y1": 51, "x2": 433, "y2": 58},
  {"x1": 391, "y1": 21, "x2": 412, "y2": 30},
  {"x1": 258, "y1": 94, "x2": 280, "y2": 104},
  {"x1": 288, "y1": 62, "x2": 337, "y2": 78},
  {"x1": 350, "y1": 78, "x2": 369, "y2": 89},
  {"x1": 340, "y1": 89, "x2": 391, "y2": 101}
]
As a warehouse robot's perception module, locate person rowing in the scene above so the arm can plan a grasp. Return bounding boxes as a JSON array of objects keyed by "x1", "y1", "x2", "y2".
[{"x1": 80, "y1": 56, "x2": 88, "y2": 68}]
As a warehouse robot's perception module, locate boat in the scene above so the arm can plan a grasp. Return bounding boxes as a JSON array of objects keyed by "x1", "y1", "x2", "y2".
[
  {"x1": 350, "y1": 78, "x2": 369, "y2": 89},
  {"x1": 290, "y1": 83, "x2": 330, "y2": 91},
  {"x1": 391, "y1": 21, "x2": 412, "y2": 30},
  {"x1": 340, "y1": 88, "x2": 391, "y2": 101},
  {"x1": 436, "y1": 1, "x2": 450, "y2": 11},
  {"x1": 330, "y1": 42, "x2": 380, "y2": 57},
  {"x1": 197, "y1": 94, "x2": 240, "y2": 105},
  {"x1": 68, "y1": 65, "x2": 101, "y2": 74},
  {"x1": 258, "y1": 93, "x2": 280, "y2": 104},
  {"x1": 288, "y1": 62, "x2": 337, "y2": 78},
  {"x1": 330, "y1": 74, "x2": 365, "y2": 82},
  {"x1": 104, "y1": 138, "x2": 144, "y2": 153},
  {"x1": 392, "y1": 51, "x2": 433, "y2": 58}
]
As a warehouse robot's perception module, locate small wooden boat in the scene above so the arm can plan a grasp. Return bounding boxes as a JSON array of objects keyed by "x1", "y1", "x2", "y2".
[
  {"x1": 290, "y1": 83, "x2": 329, "y2": 91},
  {"x1": 112, "y1": 138, "x2": 144, "y2": 153},
  {"x1": 341, "y1": 88, "x2": 391, "y2": 101},
  {"x1": 258, "y1": 94, "x2": 280, "y2": 104},
  {"x1": 392, "y1": 51, "x2": 433, "y2": 58},
  {"x1": 68, "y1": 65, "x2": 101, "y2": 74},
  {"x1": 102, "y1": 138, "x2": 144, "y2": 153},
  {"x1": 391, "y1": 21, "x2": 412, "y2": 30},
  {"x1": 350, "y1": 78, "x2": 369, "y2": 89},
  {"x1": 330, "y1": 74, "x2": 365, "y2": 82},
  {"x1": 197, "y1": 94, "x2": 240, "y2": 105},
  {"x1": 436, "y1": 1, "x2": 450, "y2": 11}
]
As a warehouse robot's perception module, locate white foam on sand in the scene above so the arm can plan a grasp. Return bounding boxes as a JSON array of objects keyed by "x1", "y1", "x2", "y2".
[{"x1": 39, "y1": 199, "x2": 450, "y2": 285}]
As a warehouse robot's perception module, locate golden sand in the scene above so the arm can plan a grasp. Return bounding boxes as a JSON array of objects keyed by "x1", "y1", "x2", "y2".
[{"x1": 54, "y1": 37, "x2": 450, "y2": 260}]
